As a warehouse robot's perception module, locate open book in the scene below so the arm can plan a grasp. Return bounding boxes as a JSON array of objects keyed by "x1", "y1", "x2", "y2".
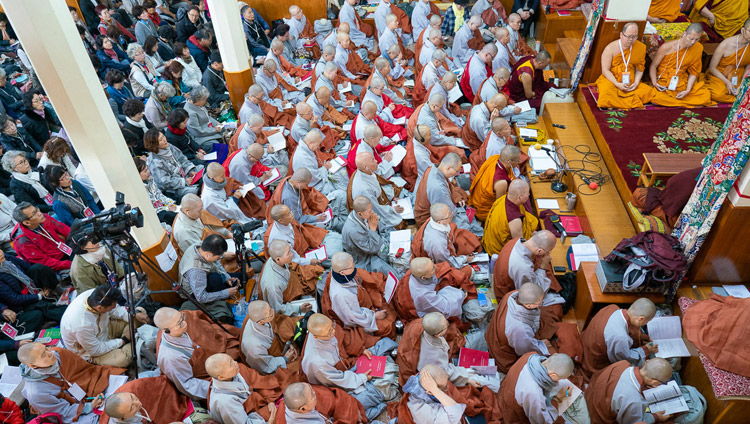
[
  {"x1": 646, "y1": 316, "x2": 691, "y2": 358},
  {"x1": 392, "y1": 198, "x2": 414, "y2": 220},
  {"x1": 328, "y1": 156, "x2": 346, "y2": 174},
  {"x1": 267, "y1": 130, "x2": 287, "y2": 151},
  {"x1": 389, "y1": 229, "x2": 411, "y2": 255},
  {"x1": 384, "y1": 271, "x2": 399, "y2": 303},
  {"x1": 556, "y1": 379, "x2": 583, "y2": 415},
  {"x1": 388, "y1": 144, "x2": 407, "y2": 167},
  {"x1": 644, "y1": 380, "x2": 689, "y2": 415}
]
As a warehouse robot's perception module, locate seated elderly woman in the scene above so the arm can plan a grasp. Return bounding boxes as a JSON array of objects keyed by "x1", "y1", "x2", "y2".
[
  {"x1": 144, "y1": 127, "x2": 201, "y2": 199},
  {"x1": 38, "y1": 137, "x2": 77, "y2": 176},
  {"x1": 126, "y1": 42, "x2": 159, "y2": 98},
  {"x1": 0, "y1": 68, "x2": 24, "y2": 119},
  {"x1": 105, "y1": 69, "x2": 135, "y2": 125},
  {"x1": 2, "y1": 150, "x2": 53, "y2": 214},
  {"x1": 134, "y1": 157, "x2": 178, "y2": 224},
  {"x1": 95, "y1": 35, "x2": 131, "y2": 77},
  {"x1": 44, "y1": 165, "x2": 100, "y2": 226},
  {"x1": 164, "y1": 108, "x2": 206, "y2": 165},
  {"x1": 144, "y1": 81, "x2": 176, "y2": 130},
  {"x1": 161, "y1": 61, "x2": 189, "y2": 107},
  {"x1": 20, "y1": 91, "x2": 62, "y2": 146},
  {"x1": 0, "y1": 117, "x2": 42, "y2": 167},
  {"x1": 183, "y1": 85, "x2": 223, "y2": 152}
]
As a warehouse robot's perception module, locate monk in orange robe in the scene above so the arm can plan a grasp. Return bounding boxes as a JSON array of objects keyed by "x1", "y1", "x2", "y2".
[
  {"x1": 274, "y1": 383, "x2": 368, "y2": 424},
  {"x1": 690, "y1": 0, "x2": 749, "y2": 41},
  {"x1": 98, "y1": 376, "x2": 191, "y2": 424},
  {"x1": 648, "y1": 0, "x2": 685, "y2": 23},
  {"x1": 482, "y1": 179, "x2": 539, "y2": 255},
  {"x1": 469, "y1": 145, "x2": 524, "y2": 223},
  {"x1": 596, "y1": 22, "x2": 655, "y2": 109},
  {"x1": 706, "y1": 18, "x2": 750, "y2": 103},
  {"x1": 649, "y1": 23, "x2": 713, "y2": 107},
  {"x1": 467, "y1": 117, "x2": 517, "y2": 180}
]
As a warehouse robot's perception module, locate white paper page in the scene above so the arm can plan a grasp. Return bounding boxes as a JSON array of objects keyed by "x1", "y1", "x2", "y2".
[
  {"x1": 296, "y1": 78, "x2": 312, "y2": 89},
  {"x1": 389, "y1": 176, "x2": 407, "y2": 187},
  {"x1": 288, "y1": 297, "x2": 318, "y2": 313},
  {"x1": 155, "y1": 242, "x2": 178, "y2": 272},
  {"x1": 238, "y1": 183, "x2": 257, "y2": 197},
  {"x1": 318, "y1": 208, "x2": 333, "y2": 225},
  {"x1": 342, "y1": 122, "x2": 353, "y2": 131},
  {"x1": 448, "y1": 85, "x2": 462, "y2": 103},
  {"x1": 455, "y1": 138, "x2": 469, "y2": 149},
  {"x1": 650, "y1": 396, "x2": 689, "y2": 415},
  {"x1": 392, "y1": 133, "x2": 401, "y2": 142},
  {"x1": 389, "y1": 144, "x2": 407, "y2": 166},
  {"x1": 393, "y1": 198, "x2": 414, "y2": 219},
  {"x1": 469, "y1": 253, "x2": 490, "y2": 263},
  {"x1": 461, "y1": 163, "x2": 470, "y2": 174},
  {"x1": 14, "y1": 332, "x2": 34, "y2": 341},
  {"x1": 515, "y1": 100, "x2": 532, "y2": 112},
  {"x1": 267, "y1": 131, "x2": 287, "y2": 151},
  {"x1": 393, "y1": 116, "x2": 407, "y2": 126},
  {"x1": 262, "y1": 168, "x2": 281, "y2": 186},
  {"x1": 283, "y1": 102, "x2": 294, "y2": 110},
  {"x1": 556, "y1": 379, "x2": 583, "y2": 414},
  {"x1": 531, "y1": 157, "x2": 558, "y2": 173},
  {"x1": 572, "y1": 243, "x2": 600, "y2": 269},
  {"x1": 384, "y1": 272, "x2": 399, "y2": 303},
  {"x1": 652, "y1": 338, "x2": 691, "y2": 358},
  {"x1": 519, "y1": 128, "x2": 538, "y2": 138},
  {"x1": 338, "y1": 83, "x2": 352, "y2": 94},
  {"x1": 722, "y1": 285, "x2": 750, "y2": 298},
  {"x1": 0, "y1": 354, "x2": 7, "y2": 376},
  {"x1": 647, "y1": 316, "x2": 682, "y2": 340},
  {"x1": 644, "y1": 380, "x2": 681, "y2": 403},
  {"x1": 536, "y1": 199, "x2": 559, "y2": 209},
  {"x1": 97, "y1": 374, "x2": 129, "y2": 412},
  {"x1": 389, "y1": 229, "x2": 412, "y2": 255},
  {"x1": 202, "y1": 152, "x2": 218, "y2": 161},
  {"x1": 328, "y1": 156, "x2": 346, "y2": 174},
  {"x1": 225, "y1": 238, "x2": 237, "y2": 255},
  {"x1": 403, "y1": 80, "x2": 415, "y2": 88},
  {"x1": 305, "y1": 246, "x2": 328, "y2": 261},
  {"x1": 528, "y1": 145, "x2": 553, "y2": 158}
]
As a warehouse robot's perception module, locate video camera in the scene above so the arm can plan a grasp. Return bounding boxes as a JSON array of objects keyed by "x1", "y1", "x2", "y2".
[{"x1": 69, "y1": 192, "x2": 144, "y2": 249}]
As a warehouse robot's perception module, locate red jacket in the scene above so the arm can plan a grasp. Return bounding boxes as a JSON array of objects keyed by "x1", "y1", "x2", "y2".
[
  {"x1": 0, "y1": 397, "x2": 24, "y2": 424},
  {"x1": 10, "y1": 214, "x2": 71, "y2": 271}
]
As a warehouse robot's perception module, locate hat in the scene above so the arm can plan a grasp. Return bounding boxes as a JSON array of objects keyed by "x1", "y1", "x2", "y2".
[{"x1": 210, "y1": 51, "x2": 223, "y2": 64}]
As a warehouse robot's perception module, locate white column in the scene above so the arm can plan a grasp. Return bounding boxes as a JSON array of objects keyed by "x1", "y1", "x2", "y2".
[
  {"x1": 206, "y1": 0, "x2": 252, "y2": 72},
  {"x1": 1, "y1": 0, "x2": 162, "y2": 246}
]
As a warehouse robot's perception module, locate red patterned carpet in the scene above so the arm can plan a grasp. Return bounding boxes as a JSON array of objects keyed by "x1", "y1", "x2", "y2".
[{"x1": 582, "y1": 86, "x2": 731, "y2": 190}]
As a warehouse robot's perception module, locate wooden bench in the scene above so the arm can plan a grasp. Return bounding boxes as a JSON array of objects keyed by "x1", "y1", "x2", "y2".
[
  {"x1": 575, "y1": 262, "x2": 665, "y2": 330},
  {"x1": 638, "y1": 152, "x2": 706, "y2": 187},
  {"x1": 552, "y1": 38, "x2": 579, "y2": 80},
  {"x1": 536, "y1": 9, "x2": 588, "y2": 46}
]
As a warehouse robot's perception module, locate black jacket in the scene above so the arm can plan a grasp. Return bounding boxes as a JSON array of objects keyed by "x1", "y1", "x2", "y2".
[
  {"x1": 0, "y1": 128, "x2": 42, "y2": 165},
  {"x1": 122, "y1": 117, "x2": 154, "y2": 157},
  {"x1": 176, "y1": 18, "x2": 200, "y2": 43},
  {"x1": 19, "y1": 108, "x2": 61, "y2": 145},
  {"x1": 0, "y1": 256, "x2": 40, "y2": 311},
  {"x1": 0, "y1": 82, "x2": 23, "y2": 119},
  {"x1": 202, "y1": 66, "x2": 230, "y2": 107},
  {"x1": 9, "y1": 175, "x2": 52, "y2": 213},
  {"x1": 164, "y1": 126, "x2": 202, "y2": 162}
]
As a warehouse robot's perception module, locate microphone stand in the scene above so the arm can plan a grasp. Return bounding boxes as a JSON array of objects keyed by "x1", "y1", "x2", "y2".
[{"x1": 542, "y1": 146, "x2": 568, "y2": 193}]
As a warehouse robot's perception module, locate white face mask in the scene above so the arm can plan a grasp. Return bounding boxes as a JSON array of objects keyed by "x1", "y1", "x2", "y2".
[
  {"x1": 430, "y1": 218, "x2": 451, "y2": 233},
  {"x1": 83, "y1": 246, "x2": 106, "y2": 264}
]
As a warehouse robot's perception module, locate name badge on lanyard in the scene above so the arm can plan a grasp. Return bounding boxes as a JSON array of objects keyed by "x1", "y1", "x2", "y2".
[
  {"x1": 668, "y1": 76, "x2": 679, "y2": 91},
  {"x1": 107, "y1": 270, "x2": 117, "y2": 284},
  {"x1": 732, "y1": 75, "x2": 739, "y2": 87},
  {"x1": 43, "y1": 194, "x2": 54, "y2": 206},
  {"x1": 621, "y1": 72, "x2": 631, "y2": 85},
  {"x1": 57, "y1": 242, "x2": 73, "y2": 256},
  {"x1": 83, "y1": 207, "x2": 95, "y2": 218}
]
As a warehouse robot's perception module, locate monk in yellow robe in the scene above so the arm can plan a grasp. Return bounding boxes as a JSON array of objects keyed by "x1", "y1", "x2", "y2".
[
  {"x1": 482, "y1": 179, "x2": 539, "y2": 256},
  {"x1": 647, "y1": 0, "x2": 684, "y2": 23},
  {"x1": 706, "y1": 18, "x2": 750, "y2": 103},
  {"x1": 596, "y1": 22, "x2": 655, "y2": 109},
  {"x1": 649, "y1": 24, "x2": 713, "y2": 107},
  {"x1": 469, "y1": 145, "x2": 522, "y2": 223},
  {"x1": 690, "y1": 0, "x2": 749, "y2": 41}
]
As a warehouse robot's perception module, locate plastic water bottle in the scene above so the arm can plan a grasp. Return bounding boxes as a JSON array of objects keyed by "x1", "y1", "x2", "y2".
[{"x1": 233, "y1": 298, "x2": 247, "y2": 328}]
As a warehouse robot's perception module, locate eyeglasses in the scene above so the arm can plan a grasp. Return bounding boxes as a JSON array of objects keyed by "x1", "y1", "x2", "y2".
[
  {"x1": 622, "y1": 34, "x2": 638, "y2": 40},
  {"x1": 14, "y1": 158, "x2": 28, "y2": 166}
]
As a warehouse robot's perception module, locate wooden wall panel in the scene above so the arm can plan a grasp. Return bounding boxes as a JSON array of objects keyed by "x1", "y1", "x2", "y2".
[
  {"x1": 239, "y1": 0, "x2": 329, "y2": 25},
  {"x1": 582, "y1": 20, "x2": 646, "y2": 84},
  {"x1": 688, "y1": 201, "x2": 750, "y2": 284}
]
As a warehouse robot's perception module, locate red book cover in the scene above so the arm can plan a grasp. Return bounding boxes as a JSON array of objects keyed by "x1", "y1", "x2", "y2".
[
  {"x1": 458, "y1": 347, "x2": 490, "y2": 368},
  {"x1": 560, "y1": 215, "x2": 583, "y2": 234},
  {"x1": 190, "y1": 168, "x2": 205, "y2": 185},
  {"x1": 466, "y1": 207, "x2": 477, "y2": 224},
  {"x1": 356, "y1": 355, "x2": 387, "y2": 378}
]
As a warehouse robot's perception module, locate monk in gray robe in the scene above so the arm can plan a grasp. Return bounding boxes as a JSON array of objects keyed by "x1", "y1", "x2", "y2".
[
  {"x1": 465, "y1": 93, "x2": 512, "y2": 150},
  {"x1": 351, "y1": 151, "x2": 403, "y2": 229},
  {"x1": 205, "y1": 353, "x2": 277, "y2": 424},
  {"x1": 452, "y1": 16, "x2": 483, "y2": 68},
  {"x1": 409, "y1": 258, "x2": 466, "y2": 319},
  {"x1": 241, "y1": 300, "x2": 298, "y2": 374},
  {"x1": 172, "y1": 194, "x2": 231, "y2": 254},
  {"x1": 418, "y1": 94, "x2": 461, "y2": 147},
  {"x1": 154, "y1": 307, "x2": 211, "y2": 400},
  {"x1": 422, "y1": 203, "x2": 476, "y2": 270},
  {"x1": 338, "y1": 0, "x2": 374, "y2": 50},
  {"x1": 255, "y1": 58, "x2": 305, "y2": 106},
  {"x1": 201, "y1": 163, "x2": 255, "y2": 225},
  {"x1": 237, "y1": 115, "x2": 288, "y2": 169},
  {"x1": 341, "y1": 196, "x2": 397, "y2": 276},
  {"x1": 301, "y1": 314, "x2": 386, "y2": 420},
  {"x1": 333, "y1": 33, "x2": 367, "y2": 81},
  {"x1": 478, "y1": 67, "x2": 512, "y2": 104},
  {"x1": 412, "y1": 124, "x2": 435, "y2": 177},
  {"x1": 278, "y1": 168, "x2": 347, "y2": 232},
  {"x1": 363, "y1": 78, "x2": 398, "y2": 124},
  {"x1": 228, "y1": 144, "x2": 275, "y2": 201},
  {"x1": 505, "y1": 231, "x2": 564, "y2": 308},
  {"x1": 421, "y1": 49, "x2": 448, "y2": 91},
  {"x1": 318, "y1": 63, "x2": 358, "y2": 110},
  {"x1": 372, "y1": 57, "x2": 407, "y2": 103},
  {"x1": 355, "y1": 123, "x2": 396, "y2": 178},
  {"x1": 425, "y1": 72, "x2": 464, "y2": 127},
  {"x1": 315, "y1": 45, "x2": 336, "y2": 78},
  {"x1": 329, "y1": 252, "x2": 391, "y2": 333},
  {"x1": 291, "y1": 103, "x2": 317, "y2": 143},
  {"x1": 291, "y1": 129, "x2": 349, "y2": 195},
  {"x1": 305, "y1": 87, "x2": 344, "y2": 131},
  {"x1": 414, "y1": 154, "x2": 473, "y2": 231},
  {"x1": 266, "y1": 204, "x2": 342, "y2": 266},
  {"x1": 260, "y1": 240, "x2": 315, "y2": 316},
  {"x1": 283, "y1": 383, "x2": 331, "y2": 423},
  {"x1": 403, "y1": 365, "x2": 467, "y2": 424}
]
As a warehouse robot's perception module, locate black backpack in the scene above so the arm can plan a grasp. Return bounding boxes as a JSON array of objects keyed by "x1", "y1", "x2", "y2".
[
  {"x1": 604, "y1": 231, "x2": 687, "y2": 290},
  {"x1": 291, "y1": 310, "x2": 316, "y2": 350}
]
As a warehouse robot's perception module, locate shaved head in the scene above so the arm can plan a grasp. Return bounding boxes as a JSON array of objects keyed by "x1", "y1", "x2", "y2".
[
  {"x1": 205, "y1": 161, "x2": 224, "y2": 178},
  {"x1": 263, "y1": 58, "x2": 277, "y2": 72},
  {"x1": 205, "y1": 353, "x2": 233, "y2": 379},
  {"x1": 153, "y1": 307, "x2": 181, "y2": 329},
  {"x1": 642, "y1": 358, "x2": 673, "y2": 383},
  {"x1": 104, "y1": 392, "x2": 137, "y2": 418},
  {"x1": 495, "y1": 67, "x2": 511, "y2": 80},
  {"x1": 296, "y1": 102, "x2": 312, "y2": 114},
  {"x1": 374, "y1": 57, "x2": 389, "y2": 72},
  {"x1": 270, "y1": 204, "x2": 291, "y2": 222},
  {"x1": 248, "y1": 84, "x2": 263, "y2": 97},
  {"x1": 499, "y1": 144, "x2": 520, "y2": 163},
  {"x1": 441, "y1": 72, "x2": 457, "y2": 84},
  {"x1": 363, "y1": 124, "x2": 382, "y2": 142},
  {"x1": 421, "y1": 364, "x2": 449, "y2": 388},
  {"x1": 410, "y1": 257, "x2": 434, "y2": 276},
  {"x1": 247, "y1": 143, "x2": 264, "y2": 158},
  {"x1": 493, "y1": 117, "x2": 510, "y2": 135},
  {"x1": 361, "y1": 100, "x2": 377, "y2": 115},
  {"x1": 508, "y1": 179, "x2": 529, "y2": 198},
  {"x1": 628, "y1": 298, "x2": 657, "y2": 320},
  {"x1": 529, "y1": 230, "x2": 557, "y2": 251},
  {"x1": 422, "y1": 312, "x2": 448, "y2": 336},
  {"x1": 621, "y1": 22, "x2": 638, "y2": 34},
  {"x1": 508, "y1": 13, "x2": 521, "y2": 23},
  {"x1": 331, "y1": 251, "x2": 354, "y2": 272},
  {"x1": 292, "y1": 168, "x2": 313, "y2": 184},
  {"x1": 17, "y1": 342, "x2": 44, "y2": 366},
  {"x1": 488, "y1": 93, "x2": 507, "y2": 110},
  {"x1": 352, "y1": 195, "x2": 372, "y2": 213},
  {"x1": 495, "y1": 26, "x2": 509, "y2": 39},
  {"x1": 429, "y1": 93, "x2": 445, "y2": 106},
  {"x1": 247, "y1": 300, "x2": 272, "y2": 322},
  {"x1": 339, "y1": 22, "x2": 350, "y2": 33},
  {"x1": 307, "y1": 313, "x2": 332, "y2": 336},
  {"x1": 336, "y1": 31, "x2": 350, "y2": 43},
  {"x1": 285, "y1": 382, "x2": 314, "y2": 411},
  {"x1": 430, "y1": 203, "x2": 451, "y2": 220},
  {"x1": 686, "y1": 22, "x2": 704, "y2": 35},
  {"x1": 440, "y1": 152, "x2": 462, "y2": 168},
  {"x1": 268, "y1": 239, "x2": 291, "y2": 259},
  {"x1": 517, "y1": 282, "x2": 544, "y2": 304},
  {"x1": 545, "y1": 353, "x2": 575, "y2": 378}
]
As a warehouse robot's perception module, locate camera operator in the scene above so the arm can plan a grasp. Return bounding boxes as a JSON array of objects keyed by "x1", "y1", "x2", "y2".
[
  {"x1": 178, "y1": 234, "x2": 240, "y2": 324},
  {"x1": 70, "y1": 235, "x2": 126, "y2": 294}
]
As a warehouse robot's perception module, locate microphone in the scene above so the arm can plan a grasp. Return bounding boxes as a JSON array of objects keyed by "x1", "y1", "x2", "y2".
[
  {"x1": 552, "y1": 123, "x2": 566, "y2": 129},
  {"x1": 549, "y1": 214, "x2": 567, "y2": 243},
  {"x1": 539, "y1": 146, "x2": 554, "y2": 152}
]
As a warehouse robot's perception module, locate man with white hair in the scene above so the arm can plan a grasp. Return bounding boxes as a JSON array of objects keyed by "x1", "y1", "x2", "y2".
[
  {"x1": 350, "y1": 151, "x2": 403, "y2": 229},
  {"x1": 452, "y1": 15, "x2": 484, "y2": 68},
  {"x1": 425, "y1": 72, "x2": 464, "y2": 127},
  {"x1": 342, "y1": 196, "x2": 397, "y2": 276},
  {"x1": 421, "y1": 49, "x2": 448, "y2": 93},
  {"x1": 255, "y1": 58, "x2": 305, "y2": 106},
  {"x1": 493, "y1": 27, "x2": 513, "y2": 71},
  {"x1": 412, "y1": 0, "x2": 441, "y2": 40},
  {"x1": 291, "y1": 129, "x2": 349, "y2": 195},
  {"x1": 201, "y1": 162, "x2": 255, "y2": 225},
  {"x1": 172, "y1": 193, "x2": 231, "y2": 254},
  {"x1": 417, "y1": 94, "x2": 463, "y2": 148},
  {"x1": 338, "y1": 0, "x2": 375, "y2": 50},
  {"x1": 498, "y1": 352, "x2": 576, "y2": 424},
  {"x1": 460, "y1": 43, "x2": 498, "y2": 103},
  {"x1": 414, "y1": 153, "x2": 473, "y2": 230}
]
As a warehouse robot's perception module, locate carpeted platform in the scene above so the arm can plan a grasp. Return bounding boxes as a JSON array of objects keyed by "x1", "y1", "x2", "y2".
[{"x1": 582, "y1": 86, "x2": 731, "y2": 190}]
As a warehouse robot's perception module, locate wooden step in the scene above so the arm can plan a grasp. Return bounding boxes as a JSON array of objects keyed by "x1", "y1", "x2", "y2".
[
  {"x1": 563, "y1": 29, "x2": 584, "y2": 40},
  {"x1": 557, "y1": 37, "x2": 580, "y2": 69}
]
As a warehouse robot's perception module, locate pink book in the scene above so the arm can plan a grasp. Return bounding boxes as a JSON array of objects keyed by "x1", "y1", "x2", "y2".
[
  {"x1": 355, "y1": 355, "x2": 387, "y2": 378},
  {"x1": 458, "y1": 347, "x2": 490, "y2": 368}
]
